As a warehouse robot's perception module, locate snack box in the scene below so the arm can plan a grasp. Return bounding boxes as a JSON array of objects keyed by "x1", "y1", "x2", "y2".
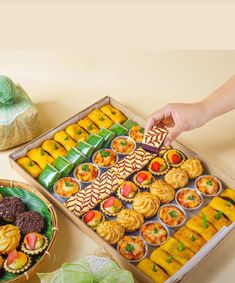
[{"x1": 9, "y1": 96, "x2": 235, "y2": 283}]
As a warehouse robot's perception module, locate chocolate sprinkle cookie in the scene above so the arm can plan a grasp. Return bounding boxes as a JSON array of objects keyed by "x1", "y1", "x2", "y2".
[
  {"x1": 0, "y1": 197, "x2": 25, "y2": 221},
  {"x1": 16, "y1": 211, "x2": 44, "y2": 234}
]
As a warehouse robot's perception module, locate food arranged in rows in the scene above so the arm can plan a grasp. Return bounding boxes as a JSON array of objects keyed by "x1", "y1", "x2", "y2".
[
  {"x1": 73, "y1": 147, "x2": 235, "y2": 283},
  {"x1": 16, "y1": 104, "x2": 145, "y2": 196},
  {"x1": 0, "y1": 189, "x2": 53, "y2": 281}
]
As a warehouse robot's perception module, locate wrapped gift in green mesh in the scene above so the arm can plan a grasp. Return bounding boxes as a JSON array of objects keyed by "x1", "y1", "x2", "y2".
[
  {"x1": 38, "y1": 164, "x2": 61, "y2": 190},
  {"x1": 109, "y1": 123, "x2": 128, "y2": 136},
  {"x1": 99, "y1": 128, "x2": 115, "y2": 147},
  {"x1": 76, "y1": 141, "x2": 94, "y2": 161},
  {"x1": 122, "y1": 119, "x2": 138, "y2": 131},
  {"x1": 66, "y1": 147, "x2": 85, "y2": 167},
  {"x1": 54, "y1": 156, "x2": 74, "y2": 177},
  {"x1": 0, "y1": 75, "x2": 40, "y2": 150},
  {"x1": 87, "y1": 134, "x2": 104, "y2": 150}
]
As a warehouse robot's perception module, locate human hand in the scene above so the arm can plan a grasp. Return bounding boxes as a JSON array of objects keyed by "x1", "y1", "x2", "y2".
[{"x1": 145, "y1": 102, "x2": 209, "y2": 146}]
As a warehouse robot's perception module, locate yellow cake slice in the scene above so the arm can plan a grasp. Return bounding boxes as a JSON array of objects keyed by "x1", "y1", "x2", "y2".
[
  {"x1": 17, "y1": 157, "x2": 42, "y2": 179},
  {"x1": 137, "y1": 258, "x2": 169, "y2": 283},
  {"x1": 88, "y1": 109, "x2": 113, "y2": 129},
  {"x1": 209, "y1": 197, "x2": 235, "y2": 222},
  {"x1": 54, "y1": 131, "x2": 77, "y2": 151},
  {"x1": 150, "y1": 248, "x2": 182, "y2": 276},
  {"x1": 42, "y1": 140, "x2": 67, "y2": 159},
  {"x1": 77, "y1": 117, "x2": 99, "y2": 134},
  {"x1": 27, "y1": 148, "x2": 54, "y2": 170},
  {"x1": 65, "y1": 124, "x2": 89, "y2": 143},
  {"x1": 100, "y1": 104, "x2": 127, "y2": 123},
  {"x1": 160, "y1": 237, "x2": 195, "y2": 266},
  {"x1": 220, "y1": 188, "x2": 235, "y2": 202}
]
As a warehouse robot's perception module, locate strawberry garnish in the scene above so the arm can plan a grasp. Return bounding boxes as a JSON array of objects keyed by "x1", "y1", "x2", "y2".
[
  {"x1": 122, "y1": 183, "x2": 133, "y2": 197},
  {"x1": 172, "y1": 154, "x2": 182, "y2": 164},
  {"x1": 103, "y1": 196, "x2": 116, "y2": 208},
  {"x1": 7, "y1": 250, "x2": 18, "y2": 265},
  {"x1": 84, "y1": 210, "x2": 95, "y2": 224},
  {"x1": 26, "y1": 233, "x2": 37, "y2": 250},
  {"x1": 151, "y1": 161, "x2": 160, "y2": 172},
  {"x1": 136, "y1": 172, "x2": 148, "y2": 183}
]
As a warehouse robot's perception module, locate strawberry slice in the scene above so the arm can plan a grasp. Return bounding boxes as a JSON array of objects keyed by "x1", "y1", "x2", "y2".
[
  {"x1": 103, "y1": 196, "x2": 116, "y2": 208},
  {"x1": 122, "y1": 183, "x2": 134, "y2": 197},
  {"x1": 7, "y1": 250, "x2": 18, "y2": 265},
  {"x1": 26, "y1": 233, "x2": 37, "y2": 250},
  {"x1": 136, "y1": 172, "x2": 148, "y2": 183},
  {"x1": 151, "y1": 161, "x2": 160, "y2": 172},
  {"x1": 84, "y1": 210, "x2": 95, "y2": 224},
  {"x1": 172, "y1": 154, "x2": 182, "y2": 164}
]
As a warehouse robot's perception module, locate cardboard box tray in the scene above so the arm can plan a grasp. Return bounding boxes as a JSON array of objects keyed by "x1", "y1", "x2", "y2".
[{"x1": 9, "y1": 96, "x2": 235, "y2": 283}]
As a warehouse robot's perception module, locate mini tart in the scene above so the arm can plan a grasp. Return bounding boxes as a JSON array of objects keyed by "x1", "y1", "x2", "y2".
[
  {"x1": 82, "y1": 210, "x2": 105, "y2": 230},
  {"x1": 181, "y1": 158, "x2": 204, "y2": 179},
  {"x1": 117, "y1": 209, "x2": 144, "y2": 232},
  {"x1": 158, "y1": 145, "x2": 172, "y2": 157},
  {"x1": 176, "y1": 188, "x2": 202, "y2": 209},
  {"x1": 111, "y1": 136, "x2": 135, "y2": 155},
  {"x1": 54, "y1": 177, "x2": 80, "y2": 198},
  {"x1": 164, "y1": 168, "x2": 189, "y2": 189},
  {"x1": 93, "y1": 149, "x2": 117, "y2": 168},
  {"x1": 140, "y1": 221, "x2": 168, "y2": 246},
  {"x1": 117, "y1": 181, "x2": 139, "y2": 202},
  {"x1": 148, "y1": 157, "x2": 170, "y2": 176},
  {"x1": 100, "y1": 196, "x2": 123, "y2": 217},
  {"x1": 4, "y1": 250, "x2": 31, "y2": 274},
  {"x1": 21, "y1": 232, "x2": 48, "y2": 255},
  {"x1": 163, "y1": 149, "x2": 186, "y2": 167},
  {"x1": 75, "y1": 163, "x2": 99, "y2": 183},
  {"x1": 117, "y1": 236, "x2": 146, "y2": 262},
  {"x1": 150, "y1": 180, "x2": 175, "y2": 204},
  {"x1": 133, "y1": 192, "x2": 160, "y2": 219},
  {"x1": 195, "y1": 175, "x2": 222, "y2": 196},
  {"x1": 96, "y1": 221, "x2": 125, "y2": 245},
  {"x1": 133, "y1": 171, "x2": 154, "y2": 189},
  {"x1": 129, "y1": 125, "x2": 145, "y2": 143},
  {"x1": 158, "y1": 205, "x2": 186, "y2": 228}
]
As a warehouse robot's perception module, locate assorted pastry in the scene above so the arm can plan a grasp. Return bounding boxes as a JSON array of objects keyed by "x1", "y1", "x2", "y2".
[
  {"x1": 53, "y1": 177, "x2": 80, "y2": 199},
  {"x1": 93, "y1": 148, "x2": 117, "y2": 168},
  {"x1": 158, "y1": 204, "x2": 186, "y2": 228},
  {"x1": 176, "y1": 188, "x2": 203, "y2": 210},
  {"x1": 82, "y1": 210, "x2": 104, "y2": 230},
  {"x1": 195, "y1": 175, "x2": 222, "y2": 196},
  {"x1": 133, "y1": 171, "x2": 154, "y2": 189},
  {"x1": 148, "y1": 157, "x2": 170, "y2": 176},
  {"x1": 100, "y1": 196, "x2": 123, "y2": 217},
  {"x1": 163, "y1": 149, "x2": 186, "y2": 167},
  {"x1": 74, "y1": 163, "x2": 99, "y2": 183},
  {"x1": 140, "y1": 221, "x2": 169, "y2": 246},
  {"x1": 117, "y1": 181, "x2": 139, "y2": 202},
  {"x1": 111, "y1": 136, "x2": 136, "y2": 155}
]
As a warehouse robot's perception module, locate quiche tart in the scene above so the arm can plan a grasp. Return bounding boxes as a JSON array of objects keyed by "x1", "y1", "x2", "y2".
[
  {"x1": 100, "y1": 196, "x2": 123, "y2": 217},
  {"x1": 117, "y1": 181, "x2": 139, "y2": 202},
  {"x1": 150, "y1": 180, "x2": 175, "y2": 204},
  {"x1": 74, "y1": 163, "x2": 99, "y2": 183},
  {"x1": 140, "y1": 221, "x2": 169, "y2": 246},
  {"x1": 176, "y1": 188, "x2": 203, "y2": 210},
  {"x1": 116, "y1": 209, "x2": 144, "y2": 232},
  {"x1": 195, "y1": 175, "x2": 222, "y2": 197},
  {"x1": 129, "y1": 125, "x2": 145, "y2": 143},
  {"x1": 163, "y1": 149, "x2": 186, "y2": 167},
  {"x1": 111, "y1": 136, "x2": 136, "y2": 155},
  {"x1": 93, "y1": 149, "x2": 117, "y2": 168},
  {"x1": 96, "y1": 221, "x2": 125, "y2": 245},
  {"x1": 181, "y1": 158, "x2": 204, "y2": 179},
  {"x1": 164, "y1": 168, "x2": 189, "y2": 189},
  {"x1": 118, "y1": 236, "x2": 147, "y2": 262},
  {"x1": 148, "y1": 157, "x2": 170, "y2": 176},
  {"x1": 133, "y1": 192, "x2": 160, "y2": 219},
  {"x1": 82, "y1": 210, "x2": 105, "y2": 230},
  {"x1": 54, "y1": 177, "x2": 80, "y2": 199},
  {"x1": 158, "y1": 204, "x2": 186, "y2": 228},
  {"x1": 133, "y1": 171, "x2": 154, "y2": 189}
]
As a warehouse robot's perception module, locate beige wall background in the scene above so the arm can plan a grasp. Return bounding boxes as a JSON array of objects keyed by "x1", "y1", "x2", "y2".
[{"x1": 0, "y1": 50, "x2": 234, "y2": 282}]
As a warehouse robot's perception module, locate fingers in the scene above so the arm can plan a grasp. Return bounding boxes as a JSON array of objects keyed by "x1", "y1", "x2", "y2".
[
  {"x1": 164, "y1": 125, "x2": 183, "y2": 146},
  {"x1": 145, "y1": 107, "x2": 165, "y2": 133}
]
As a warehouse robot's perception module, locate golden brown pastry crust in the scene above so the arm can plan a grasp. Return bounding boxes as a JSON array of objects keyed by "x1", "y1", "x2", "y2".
[
  {"x1": 181, "y1": 158, "x2": 204, "y2": 179},
  {"x1": 164, "y1": 168, "x2": 189, "y2": 189},
  {"x1": 150, "y1": 180, "x2": 175, "y2": 204},
  {"x1": 117, "y1": 209, "x2": 144, "y2": 232},
  {"x1": 0, "y1": 225, "x2": 21, "y2": 254},
  {"x1": 133, "y1": 192, "x2": 160, "y2": 219},
  {"x1": 96, "y1": 221, "x2": 125, "y2": 245}
]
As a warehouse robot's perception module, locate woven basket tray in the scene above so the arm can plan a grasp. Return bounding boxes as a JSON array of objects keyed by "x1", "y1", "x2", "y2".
[{"x1": 0, "y1": 179, "x2": 58, "y2": 283}]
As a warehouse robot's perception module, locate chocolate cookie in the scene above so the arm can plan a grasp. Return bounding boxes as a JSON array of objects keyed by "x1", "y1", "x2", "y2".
[
  {"x1": 0, "y1": 197, "x2": 25, "y2": 222},
  {"x1": 16, "y1": 211, "x2": 44, "y2": 234}
]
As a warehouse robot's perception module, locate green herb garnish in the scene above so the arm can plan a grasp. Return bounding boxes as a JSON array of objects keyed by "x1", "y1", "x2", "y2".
[
  {"x1": 28, "y1": 161, "x2": 33, "y2": 167},
  {"x1": 169, "y1": 210, "x2": 177, "y2": 218},
  {"x1": 191, "y1": 235, "x2": 196, "y2": 241},
  {"x1": 206, "y1": 180, "x2": 213, "y2": 186},
  {"x1": 53, "y1": 143, "x2": 58, "y2": 150},
  {"x1": 201, "y1": 212, "x2": 208, "y2": 228},
  {"x1": 120, "y1": 141, "x2": 128, "y2": 146},
  {"x1": 166, "y1": 256, "x2": 174, "y2": 263},
  {"x1": 99, "y1": 117, "x2": 105, "y2": 121},
  {"x1": 226, "y1": 201, "x2": 232, "y2": 207},
  {"x1": 152, "y1": 264, "x2": 157, "y2": 272},
  {"x1": 87, "y1": 124, "x2": 93, "y2": 130},
  {"x1": 100, "y1": 150, "x2": 110, "y2": 158},
  {"x1": 82, "y1": 164, "x2": 90, "y2": 172},
  {"x1": 40, "y1": 148, "x2": 45, "y2": 156},
  {"x1": 139, "y1": 127, "x2": 145, "y2": 134},
  {"x1": 187, "y1": 195, "x2": 194, "y2": 200},
  {"x1": 154, "y1": 227, "x2": 159, "y2": 234},
  {"x1": 65, "y1": 181, "x2": 73, "y2": 187},
  {"x1": 178, "y1": 242, "x2": 185, "y2": 252},
  {"x1": 215, "y1": 211, "x2": 223, "y2": 220},
  {"x1": 77, "y1": 130, "x2": 82, "y2": 135},
  {"x1": 64, "y1": 136, "x2": 69, "y2": 141},
  {"x1": 125, "y1": 244, "x2": 134, "y2": 253}
]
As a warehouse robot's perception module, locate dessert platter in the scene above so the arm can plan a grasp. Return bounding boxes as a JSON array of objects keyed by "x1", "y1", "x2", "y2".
[
  {"x1": 0, "y1": 179, "x2": 57, "y2": 283},
  {"x1": 9, "y1": 96, "x2": 235, "y2": 283}
]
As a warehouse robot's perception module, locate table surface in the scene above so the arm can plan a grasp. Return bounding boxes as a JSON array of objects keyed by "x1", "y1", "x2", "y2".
[{"x1": 0, "y1": 50, "x2": 235, "y2": 283}]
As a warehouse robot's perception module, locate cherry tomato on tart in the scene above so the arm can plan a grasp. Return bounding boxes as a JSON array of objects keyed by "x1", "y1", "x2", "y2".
[
  {"x1": 93, "y1": 149, "x2": 117, "y2": 168},
  {"x1": 74, "y1": 163, "x2": 99, "y2": 183},
  {"x1": 158, "y1": 204, "x2": 186, "y2": 228},
  {"x1": 163, "y1": 149, "x2": 186, "y2": 167},
  {"x1": 195, "y1": 175, "x2": 222, "y2": 197},
  {"x1": 133, "y1": 171, "x2": 154, "y2": 189},
  {"x1": 129, "y1": 125, "x2": 145, "y2": 143},
  {"x1": 117, "y1": 181, "x2": 139, "y2": 202},
  {"x1": 148, "y1": 157, "x2": 170, "y2": 176},
  {"x1": 100, "y1": 196, "x2": 123, "y2": 217},
  {"x1": 176, "y1": 188, "x2": 203, "y2": 210},
  {"x1": 140, "y1": 221, "x2": 169, "y2": 246},
  {"x1": 117, "y1": 236, "x2": 147, "y2": 262},
  {"x1": 111, "y1": 136, "x2": 136, "y2": 155},
  {"x1": 82, "y1": 210, "x2": 104, "y2": 230},
  {"x1": 54, "y1": 177, "x2": 80, "y2": 199}
]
